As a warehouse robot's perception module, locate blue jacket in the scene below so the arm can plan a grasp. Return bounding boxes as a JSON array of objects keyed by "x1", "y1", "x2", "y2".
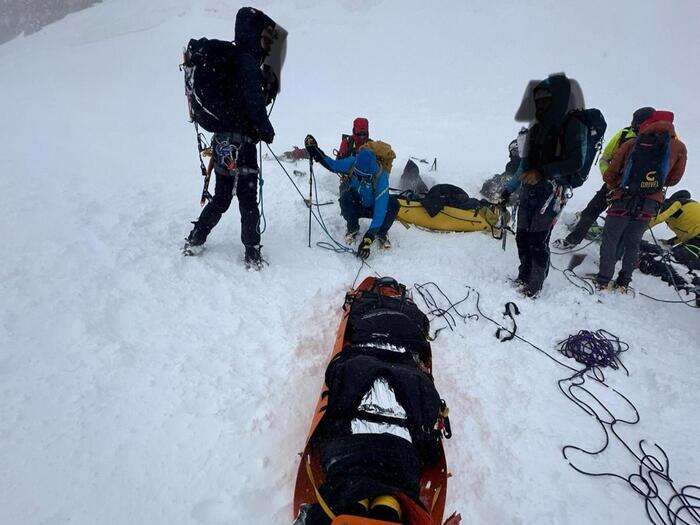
[{"x1": 322, "y1": 151, "x2": 390, "y2": 233}]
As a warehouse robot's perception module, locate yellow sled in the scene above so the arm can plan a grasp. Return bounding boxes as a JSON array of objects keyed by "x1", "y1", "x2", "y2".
[{"x1": 397, "y1": 198, "x2": 505, "y2": 234}]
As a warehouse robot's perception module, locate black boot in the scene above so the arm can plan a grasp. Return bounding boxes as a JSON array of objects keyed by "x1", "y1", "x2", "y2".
[
  {"x1": 523, "y1": 263, "x2": 547, "y2": 298},
  {"x1": 244, "y1": 245, "x2": 266, "y2": 270},
  {"x1": 183, "y1": 221, "x2": 207, "y2": 256}
]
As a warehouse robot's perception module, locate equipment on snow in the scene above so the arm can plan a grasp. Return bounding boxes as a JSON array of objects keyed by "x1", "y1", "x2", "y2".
[
  {"x1": 399, "y1": 160, "x2": 429, "y2": 195},
  {"x1": 293, "y1": 277, "x2": 456, "y2": 525},
  {"x1": 396, "y1": 187, "x2": 507, "y2": 235}
]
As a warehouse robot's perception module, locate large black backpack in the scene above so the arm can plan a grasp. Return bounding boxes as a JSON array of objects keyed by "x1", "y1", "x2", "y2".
[
  {"x1": 183, "y1": 38, "x2": 240, "y2": 133},
  {"x1": 620, "y1": 132, "x2": 672, "y2": 195},
  {"x1": 563, "y1": 108, "x2": 607, "y2": 188}
]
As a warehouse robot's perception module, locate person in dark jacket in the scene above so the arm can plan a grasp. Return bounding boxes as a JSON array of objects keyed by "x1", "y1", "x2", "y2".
[
  {"x1": 183, "y1": 7, "x2": 279, "y2": 268},
  {"x1": 553, "y1": 106, "x2": 655, "y2": 249},
  {"x1": 501, "y1": 73, "x2": 588, "y2": 297},
  {"x1": 595, "y1": 110, "x2": 687, "y2": 290}
]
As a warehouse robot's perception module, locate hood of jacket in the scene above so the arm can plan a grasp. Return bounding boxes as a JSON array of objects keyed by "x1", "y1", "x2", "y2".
[
  {"x1": 640, "y1": 111, "x2": 675, "y2": 135},
  {"x1": 234, "y1": 6, "x2": 277, "y2": 62},
  {"x1": 534, "y1": 74, "x2": 571, "y2": 129},
  {"x1": 352, "y1": 117, "x2": 369, "y2": 146}
]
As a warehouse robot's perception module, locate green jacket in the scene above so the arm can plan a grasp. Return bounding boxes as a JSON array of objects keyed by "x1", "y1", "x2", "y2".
[{"x1": 599, "y1": 127, "x2": 636, "y2": 175}]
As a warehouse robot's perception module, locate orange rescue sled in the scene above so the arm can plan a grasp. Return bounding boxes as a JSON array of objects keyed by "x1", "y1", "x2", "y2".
[{"x1": 293, "y1": 277, "x2": 459, "y2": 525}]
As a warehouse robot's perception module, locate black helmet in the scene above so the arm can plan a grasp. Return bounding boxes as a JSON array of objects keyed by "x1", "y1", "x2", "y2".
[{"x1": 631, "y1": 107, "x2": 655, "y2": 131}]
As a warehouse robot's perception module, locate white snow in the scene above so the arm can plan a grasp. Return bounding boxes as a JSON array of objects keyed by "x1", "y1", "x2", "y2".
[{"x1": 1, "y1": 1, "x2": 699, "y2": 524}]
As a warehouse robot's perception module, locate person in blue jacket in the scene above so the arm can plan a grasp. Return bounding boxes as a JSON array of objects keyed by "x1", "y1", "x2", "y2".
[{"x1": 305, "y1": 134, "x2": 399, "y2": 260}]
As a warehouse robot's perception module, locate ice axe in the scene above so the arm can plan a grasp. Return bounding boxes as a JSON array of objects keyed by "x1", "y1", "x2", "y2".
[{"x1": 498, "y1": 203, "x2": 509, "y2": 251}]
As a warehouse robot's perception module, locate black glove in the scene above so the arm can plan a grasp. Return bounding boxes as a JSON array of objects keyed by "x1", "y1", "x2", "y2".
[
  {"x1": 260, "y1": 128, "x2": 275, "y2": 145},
  {"x1": 357, "y1": 231, "x2": 375, "y2": 260},
  {"x1": 305, "y1": 134, "x2": 326, "y2": 163},
  {"x1": 499, "y1": 189, "x2": 511, "y2": 206}
]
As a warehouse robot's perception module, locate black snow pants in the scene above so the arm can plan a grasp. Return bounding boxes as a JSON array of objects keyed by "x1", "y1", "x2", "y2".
[
  {"x1": 514, "y1": 181, "x2": 559, "y2": 293},
  {"x1": 189, "y1": 139, "x2": 260, "y2": 247}
]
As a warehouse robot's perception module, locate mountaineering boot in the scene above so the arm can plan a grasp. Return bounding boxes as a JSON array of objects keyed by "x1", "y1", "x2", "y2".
[
  {"x1": 552, "y1": 237, "x2": 576, "y2": 250},
  {"x1": 614, "y1": 271, "x2": 631, "y2": 293},
  {"x1": 593, "y1": 276, "x2": 611, "y2": 291},
  {"x1": 377, "y1": 235, "x2": 392, "y2": 250},
  {"x1": 183, "y1": 222, "x2": 206, "y2": 256},
  {"x1": 345, "y1": 229, "x2": 359, "y2": 245},
  {"x1": 522, "y1": 263, "x2": 547, "y2": 298},
  {"x1": 244, "y1": 245, "x2": 266, "y2": 270}
]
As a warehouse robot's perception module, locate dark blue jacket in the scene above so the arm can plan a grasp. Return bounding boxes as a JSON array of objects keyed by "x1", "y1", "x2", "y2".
[{"x1": 231, "y1": 7, "x2": 275, "y2": 140}]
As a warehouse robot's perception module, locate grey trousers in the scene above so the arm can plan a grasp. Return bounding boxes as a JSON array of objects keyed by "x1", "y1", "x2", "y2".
[{"x1": 597, "y1": 198, "x2": 658, "y2": 286}]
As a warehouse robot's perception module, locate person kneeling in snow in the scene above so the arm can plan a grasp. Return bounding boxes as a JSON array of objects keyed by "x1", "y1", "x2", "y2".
[
  {"x1": 637, "y1": 190, "x2": 699, "y2": 304},
  {"x1": 305, "y1": 134, "x2": 399, "y2": 259}
]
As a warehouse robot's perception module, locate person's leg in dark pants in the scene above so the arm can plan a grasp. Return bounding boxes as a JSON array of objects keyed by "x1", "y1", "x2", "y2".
[
  {"x1": 515, "y1": 229, "x2": 533, "y2": 283},
  {"x1": 188, "y1": 170, "x2": 236, "y2": 245},
  {"x1": 565, "y1": 184, "x2": 608, "y2": 245},
  {"x1": 672, "y1": 237, "x2": 700, "y2": 271},
  {"x1": 376, "y1": 196, "x2": 400, "y2": 239},
  {"x1": 525, "y1": 228, "x2": 552, "y2": 295},
  {"x1": 597, "y1": 214, "x2": 628, "y2": 285},
  {"x1": 234, "y1": 143, "x2": 260, "y2": 248},
  {"x1": 615, "y1": 217, "x2": 649, "y2": 287},
  {"x1": 339, "y1": 188, "x2": 363, "y2": 234}
]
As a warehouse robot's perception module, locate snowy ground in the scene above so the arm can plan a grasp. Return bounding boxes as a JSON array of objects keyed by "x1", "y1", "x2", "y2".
[{"x1": 1, "y1": 1, "x2": 699, "y2": 524}]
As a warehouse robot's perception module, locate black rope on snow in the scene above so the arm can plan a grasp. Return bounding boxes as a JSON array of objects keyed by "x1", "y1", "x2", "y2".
[
  {"x1": 412, "y1": 282, "x2": 476, "y2": 339},
  {"x1": 556, "y1": 330, "x2": 628, "y2": 371},
  {"x1": 550, "y1": 235, "x2": 601, "y2": 256},
  {"x1": 549, "y1": 259, "x2": 596, "y2": 295},
  {"x1": 466, "y1": 285, "x2": 699, "y2": 524}
]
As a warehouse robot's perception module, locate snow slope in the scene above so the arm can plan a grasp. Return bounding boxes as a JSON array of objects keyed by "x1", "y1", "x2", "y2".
[{"x1": 1, "y1": 1, "x2": 699, "y2": 523}]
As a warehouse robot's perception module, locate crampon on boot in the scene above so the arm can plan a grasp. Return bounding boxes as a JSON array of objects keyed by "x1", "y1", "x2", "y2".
[
  {"x1": 377, "y1": 235, "x2": 392, "y2": 250},
  {"x1": 244, "y1": 245, "x2": 267, "y2": 270},
  {"x1": 183, "y1": 222, "x2": 206, "y2": 256},
  {"x1": 345, "y1": 229, "x2": 359, "y2": 245}
]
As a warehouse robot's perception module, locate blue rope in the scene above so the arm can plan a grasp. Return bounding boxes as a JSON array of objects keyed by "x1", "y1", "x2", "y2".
[{"x1": 265, "y1": 144, "x2": 354, "y2": 255}]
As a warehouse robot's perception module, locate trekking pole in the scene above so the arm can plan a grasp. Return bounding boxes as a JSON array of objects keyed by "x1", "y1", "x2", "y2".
[{"x1": 308, "y1": 158, "x2": 314, "y2": 248}]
